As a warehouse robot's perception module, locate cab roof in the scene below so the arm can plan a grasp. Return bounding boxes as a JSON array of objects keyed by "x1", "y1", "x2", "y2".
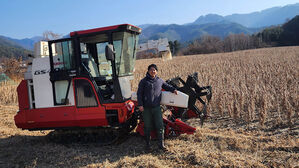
[{"x1": 70, "y1": 24, "x2": 141, "y2": 37}]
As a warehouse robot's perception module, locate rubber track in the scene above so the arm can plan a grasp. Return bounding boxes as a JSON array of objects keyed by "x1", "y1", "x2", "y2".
[{"x1": 46, "y1": 127, "x2": 130, "y2": 145}]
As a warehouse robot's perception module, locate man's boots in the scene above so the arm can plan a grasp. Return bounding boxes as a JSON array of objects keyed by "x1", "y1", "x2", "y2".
[
  {"x1": 145, "y1": 134, "x2": 152, "y2": 152},
  {"x1": 158, "y1": 133, "x2": 167, "y2": 151}
]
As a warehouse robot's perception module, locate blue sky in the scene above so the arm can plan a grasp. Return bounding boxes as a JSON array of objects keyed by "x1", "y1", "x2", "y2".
[{"x1": 1, "y1": 0, "x2": 298, "y2": 39}]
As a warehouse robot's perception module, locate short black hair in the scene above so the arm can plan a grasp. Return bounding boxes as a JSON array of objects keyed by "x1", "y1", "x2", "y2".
[{"x1": 148, "y1": 64, "x2": 158, "y2": 71}]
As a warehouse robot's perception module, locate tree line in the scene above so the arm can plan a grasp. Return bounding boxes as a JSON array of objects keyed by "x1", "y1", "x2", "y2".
[
  {"x1": 0, "y1": 45, "x2": 32, "y2": 60},
  {"x1": 177, "y1": 34, "x2": 263, "y2": 55},
  {"x1": 257, "y1": 15, "x2": 299, "y2": 46}
]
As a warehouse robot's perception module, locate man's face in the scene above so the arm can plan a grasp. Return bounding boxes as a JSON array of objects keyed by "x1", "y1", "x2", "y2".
[{"x1": 148, "y1": 67, "x2": 157, "y2": 78}]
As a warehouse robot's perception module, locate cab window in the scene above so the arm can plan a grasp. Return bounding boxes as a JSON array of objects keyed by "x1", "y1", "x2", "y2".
[{"x1": 52, "y1": 41, "x2": 75, "y2": 70}]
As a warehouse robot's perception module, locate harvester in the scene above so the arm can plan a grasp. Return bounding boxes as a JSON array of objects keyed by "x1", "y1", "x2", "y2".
[{"x1": 14, "y1": 24, "x2": 212, "y2": 143}]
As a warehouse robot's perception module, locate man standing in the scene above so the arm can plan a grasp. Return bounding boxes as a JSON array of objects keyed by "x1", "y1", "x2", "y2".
[{"x1": 137, "y1": 64, "x2": 177, "y2": 151}]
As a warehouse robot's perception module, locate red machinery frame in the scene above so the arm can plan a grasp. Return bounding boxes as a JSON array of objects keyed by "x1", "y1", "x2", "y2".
[{"x1": 15, "y1": 77, "x2": 135, "y2": 130}]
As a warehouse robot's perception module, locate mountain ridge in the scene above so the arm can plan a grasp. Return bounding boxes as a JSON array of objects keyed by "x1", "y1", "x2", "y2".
[
  {"x1": 0, "y1": 36, "x2": 32, "y2": 59},
  {"x1": 139, "y1": 21, "x2": 261, "y2": 43},
  {"x1": 1, "y1": 3, "x2": 298, "y2": 52},
  {"x1": 138, "y1": 3, "x2": 299, "y2": 43},
  {"x1": 225, "y1": 3, "x2": 299, "y2": 27}
]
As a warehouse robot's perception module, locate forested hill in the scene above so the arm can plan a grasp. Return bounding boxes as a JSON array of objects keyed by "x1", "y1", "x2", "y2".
[
  {"x1": 0, "y1": 36, "x2": 32, "y2": 60},
  {"x1": 139, "y1": 22, "x2": 260, "y2": 43},
  {"x1": 139, "y1": 3, "x2": 299, "y2": 43},
  {"x1": 256, "y1": 15, "x2": 299, "y2": 46}
]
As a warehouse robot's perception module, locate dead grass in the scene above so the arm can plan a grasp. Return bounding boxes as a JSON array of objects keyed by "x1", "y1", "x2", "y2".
[
  {"x1": 0, "y1": 105, "x2": 298, "y2": 168},
  {"x1": 0, "y1": 46, "x2": 298, "y2": 167},
  {"x1": 0, "y1": 81, "x2": 18, "y2": 105},
  {"x1": 133, "y1": 46, "x2": 299, "y2": 127}
]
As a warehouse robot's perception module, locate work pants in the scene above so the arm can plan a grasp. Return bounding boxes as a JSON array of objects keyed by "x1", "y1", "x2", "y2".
[{"x1": 143, "y1": 106, "x2": 164, "y2": 139}]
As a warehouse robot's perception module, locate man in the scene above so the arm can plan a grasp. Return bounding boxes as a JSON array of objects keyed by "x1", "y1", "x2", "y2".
[{"x1": 137, "y1": 64, "x2": 177, "y2": 151}]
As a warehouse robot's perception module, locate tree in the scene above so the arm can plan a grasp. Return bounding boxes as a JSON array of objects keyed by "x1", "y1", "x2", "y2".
[
  {"x1": 169, "y1": 40, "x2": 181, "y2": 56},
  {"x1": 256, "y1": 26, "x2": 283, "y2": 46},
  {"x1": 199, "y1": 35, "x2": 223, "y2": 53},
  {"x1": 42, "y1": 31, "x2": 62, "y2": 41},
  {"x1": 173, "y1": 40, "x2": 180, "y2": 56},
  {"x1": 224, "y1": 34, "x2": 254, "y2": 52},
  {"x1": 1, "y1": 57, "x2": 25, "y2": 80},
  {"x1": 279, "y1": 15, "x2": 299, "y2": 46},
  {"x1": 169, "y1": 41, "x2": 174, "y2": 54},
  {"x1": 179, "y1": 35, "x2": 224, "y2": 55}
]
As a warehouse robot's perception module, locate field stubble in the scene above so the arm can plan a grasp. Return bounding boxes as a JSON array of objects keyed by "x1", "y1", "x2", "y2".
[
  {"x1": 133, "y1": 46, "x2": 299, "y2": 128},
  {"x1": 0, "y1": 46, "x2": 298, "y2": 167}
]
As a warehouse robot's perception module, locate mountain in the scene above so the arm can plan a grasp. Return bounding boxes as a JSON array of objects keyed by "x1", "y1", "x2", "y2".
[
  {"x1": 139, "y1": 3, "x2": 299, "y2": 43},
  {"x1": 191, "y1": 3, "x2": 299, "y2": 28},
  {"x1": 192, "y1": 14, "x2": 226, "y2": 25},
  {"x1": 138, "y1": 24, "x2": 156, "y2": 29},
  {"x1": 225, "y1": 3, "x2": 299, "y2": 27},
  {"x1": 279, "y1": 15, "x2": 299, "y2": 45},
  {"x1": 0, "y1": 36, "x2": 23, "y2": 48},
  {"x1": 0, "y1": 36, "x2": 32, "y2": 59},
  {"x1": 5, "y1": 36, "x2": 43, "y2": 50},
  {"x1": 140, "y1": 21, "x2": 260, "y2": 43}
]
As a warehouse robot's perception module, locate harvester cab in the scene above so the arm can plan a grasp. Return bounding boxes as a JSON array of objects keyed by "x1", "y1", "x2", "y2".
[{"x1": 49, "y1": 24, "x2": 140, "y2": 104}]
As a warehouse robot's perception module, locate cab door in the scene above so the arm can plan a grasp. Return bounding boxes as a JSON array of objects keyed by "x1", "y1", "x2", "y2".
[
  {"x1": 73, "y1": 78, "x2": 108, "y2": 127},
  {"x1": 48, "y1": 39, "x2": 76, "y2": 106}
]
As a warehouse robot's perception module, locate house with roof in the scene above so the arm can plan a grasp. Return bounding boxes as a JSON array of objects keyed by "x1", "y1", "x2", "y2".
[{"x1": 137, "y1": 38, "x2": 172, "y2": 60}]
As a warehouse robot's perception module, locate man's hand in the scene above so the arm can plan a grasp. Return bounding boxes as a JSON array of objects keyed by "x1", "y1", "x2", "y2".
[
  {"x1": 139, "y1": 106, "x2": 144, "y2": 112},
  {"x1": 173, "y1": 90, "x2": 178, "y2": 95}
]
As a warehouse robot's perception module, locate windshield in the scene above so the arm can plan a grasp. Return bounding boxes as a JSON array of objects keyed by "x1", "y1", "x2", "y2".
[
  {"x1": 113, "y1": 32, "x2": 139, "y2": 76},
  {"x1": 96, "y1": 42, "x2": 112, "y2": 77},
  {"x1": 79, "y1": 31, "x2": 139, "y2": 78},
  {"x1": 80, "y1": 33, "x2": 113, "y2": 78}
]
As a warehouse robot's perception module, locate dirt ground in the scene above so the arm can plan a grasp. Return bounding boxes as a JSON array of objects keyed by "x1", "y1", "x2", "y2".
[{"x1": 0, "y1": 105, "x2": 298, "y2": 168}]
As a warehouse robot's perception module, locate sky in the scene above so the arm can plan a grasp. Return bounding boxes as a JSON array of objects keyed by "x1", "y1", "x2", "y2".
[{"x1": 0, "y1": 0, "x2": 298, "y2": 39}]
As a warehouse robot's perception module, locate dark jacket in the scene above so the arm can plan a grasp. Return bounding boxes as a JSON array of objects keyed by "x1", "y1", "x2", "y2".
[{"x1": 137, "y1": 73, "x2": 175, "y2": 108}]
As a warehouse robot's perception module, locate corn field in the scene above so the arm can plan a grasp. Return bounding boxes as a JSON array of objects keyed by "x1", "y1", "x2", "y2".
[
  {"x1": 1, "y1": 46, "x2": 298, "y2": 127},
  {"x1": 133, "y1": 46, "x2": 299, "y2": 127},
  {"x1": 0, "y1": 81, "x2": 18, "y2": 105}
]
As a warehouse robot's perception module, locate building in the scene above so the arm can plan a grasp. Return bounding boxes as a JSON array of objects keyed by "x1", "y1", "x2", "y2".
[{"x1": 137, "y1": 38, "x2": 172, "y2": 60}]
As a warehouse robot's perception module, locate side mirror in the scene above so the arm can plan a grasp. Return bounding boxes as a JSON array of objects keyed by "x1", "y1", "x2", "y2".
[
  {"x1": 105, "y1": 44, "x2": 115, "y2": 61},
  {"x1": 28, "y1": 54, "x2": 34, "y2": 58}
]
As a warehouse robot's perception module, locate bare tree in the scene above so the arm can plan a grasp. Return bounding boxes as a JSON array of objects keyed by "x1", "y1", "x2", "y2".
[
  {"x1": 200, "y1": 35, "x2": 223, "y2": 53},
  {"x1": 1, "y1": 57, "x2": 25, "y2": 80},
  {"x1": 224, "y1": 33, "x2": 252, "y2": 52},
  {"x1": 180, "y1": 33, "x2": 265, "y2": 56},
  {"x1": 181, "y1": 35, "x2": 224, "y2": 55},
  {"x1": 42, "y1": 31, "x2": 62, "y2": 41}
]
